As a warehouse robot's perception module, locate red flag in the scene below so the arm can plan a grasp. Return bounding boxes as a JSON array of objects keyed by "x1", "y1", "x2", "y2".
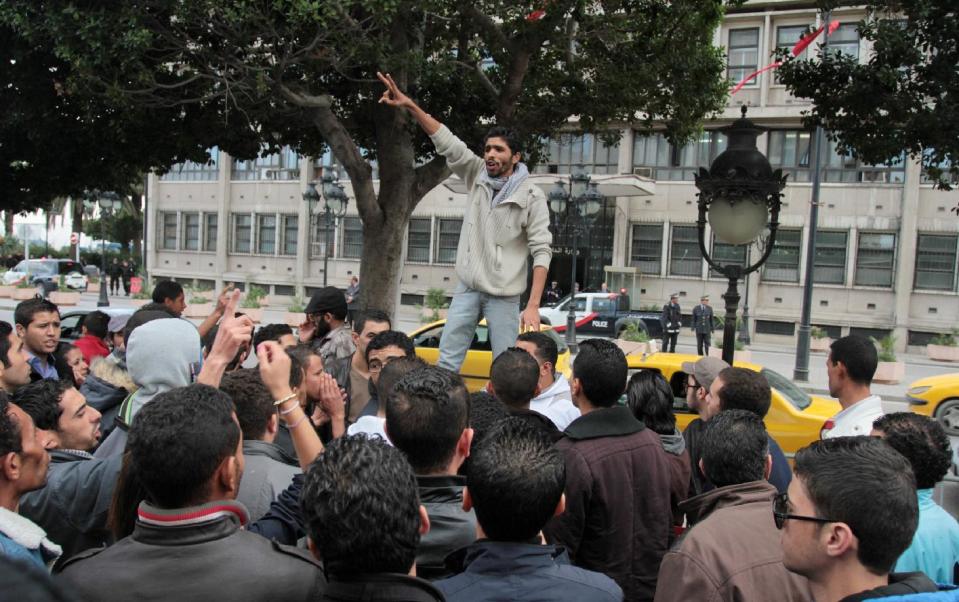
[
  {"x1": 527, "y1": 9, "x2": 546, "y2": 21},
  {"x1": 729, "y1": 21, "x2": 839, "y2": 95}
]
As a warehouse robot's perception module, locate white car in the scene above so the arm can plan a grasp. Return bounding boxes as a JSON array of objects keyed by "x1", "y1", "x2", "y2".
[{"x1": 3, "y1": 259, "x2": 88, "y2": 291}]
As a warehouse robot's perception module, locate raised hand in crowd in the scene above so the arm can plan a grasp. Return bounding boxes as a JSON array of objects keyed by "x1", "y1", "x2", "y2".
[
  {"x1": 257, "y1": 341, "x2": 323, "y2": 469},
  {"x1": 198, "y1": 289, "x2": 253, "y2": 388}
]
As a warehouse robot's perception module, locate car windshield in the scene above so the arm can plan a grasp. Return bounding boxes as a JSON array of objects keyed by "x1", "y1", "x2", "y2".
[
  {"x1": 13, "y1": 260, "x2": 55, "y2": 276},
  {"x1": 761, "y1": 368, "x2": 812, "y2": 410},
  {"x1": 57, "y1": 261, "x2": 82, "y2": 274}
]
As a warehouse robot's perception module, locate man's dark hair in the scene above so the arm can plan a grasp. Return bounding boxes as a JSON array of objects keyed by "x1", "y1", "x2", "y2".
[
  {"x1": 365, "y1": 330, "x2": 415, "y2": 365},
  {"x1": 794, "y1": 436, "x2": 918, "y2": 575},
  {"x1": 301, "y1": 435, "x2": 421, "y2": 576},
  {"x1": 353, "y1": 309, "x2": 391, "y2": 334},
  {"x1": 82, "y1": 310, "x2": 110, "y2": 339},
  {"x1": 874, "y1": 412, "x2": 953, "y2": 490},
  {"x1": 829, "y1": 335, "x2": 878, "y2": 386},
  {"x1": 467, "y1": 418, "x2": 564, "y2": 541},
  {"x1": 282, "y1": 344, "x2": 313, "y2": 390},
  {"x1": 13, "y1": 379, "x2": 72, "y2": 432},
  {"x1": 516, "y1": 330, "x2": 558, "y2": 370},
  {"x1": 701, "y1": 410, "x2": 769, "y2": 487},
  {"x1": 0, "y1": 321, "x2": 12, "y2": 368},
  {"x1": 386, "y1": 366, "x2": 469, "y2": 474},
  {"x1": 489, "y1": 348, "x2": 539, "y2": 409},
  {"x1": 715, "y1": 367, "x2": 772, "y2": 417},
  {"x1": 0, "y1": 392, "x2": 22, "y2": 456},
  {"x1": 626, "y1": 370, "x2": 677, "y2": 435},
  {"x1": 152, "y1": 280, "x2": 184, "y2": 304},
  {"x1": 467, "y1": 391, "x2": 509, "y2": 453},
  {"x1": 252, "y1": 323, "x2": 293, "y2": 351},
  {"x1": 572, "y1": 339, "x2": 627, "y2": 407},
  {"x1": 127, "y1": 384, "x2": 241, "y2": 508},
  {"x1": 14, "y1": 297, "x2": 59, "y2": 328},
  {"x1": 376, "y1": 356, "x2": 427, "y2": 404},
  {"x1": 219, "y1": 369, "x2": 275, "y2": 441},
  {"x1": 484, "y1": 126, "x2": 522, "y2": 156}
]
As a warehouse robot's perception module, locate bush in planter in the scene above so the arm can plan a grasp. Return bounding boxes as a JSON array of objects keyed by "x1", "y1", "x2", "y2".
[
  {"x1": 810, "y1": 326, "x2": 829, "y2": 340},
  {"x1": 620, "y1": 322, "x2": 650, "y2": 343},
  {"x1": 189, "y1": 291, "x2": 211, "y2": 305},
  {"x1": 16, "y1": 278, "x2": 35, "y2": 289},
  {"x1": 931, "y1": 330, "x2": 958, "y2": 347},
  {"x1": 871, "y1": 334, "x2": 897, "y2": 363},
  {"x1": 420, "y1": 287, "x2": 449, "y2": 323},
  {"x1": 133, "y1": 287, "x2": 152, "y2": 300},
  {"x1": 715, "y1": 338, "x2": 746, "y2": 351},
  {"x1": 288, "y1": 296, "x2": 306, "y2": 313},
  {"x1": 242, "y1": 285, "x2": 268, "y2": 309}
]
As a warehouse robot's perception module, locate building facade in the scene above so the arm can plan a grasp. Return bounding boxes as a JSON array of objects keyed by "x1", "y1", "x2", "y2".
[{"x1": 147, "y1": 0, "x2": 959, "y2": 350}]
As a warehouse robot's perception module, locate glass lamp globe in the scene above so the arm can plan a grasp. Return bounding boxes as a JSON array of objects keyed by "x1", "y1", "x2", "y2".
[{"x1": 708, "y1": 197, "x2": 768, "y2": 245}]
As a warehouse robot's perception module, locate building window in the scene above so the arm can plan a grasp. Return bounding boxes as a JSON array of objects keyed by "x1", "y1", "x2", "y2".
[
  {"x1": 435, "y1": 219, "x2": 462, "y2": 265},
  {"x1": 401, "y1": 293, "x2": 425, "y2": 306},
  {"x1": 830, "y1": 23, "x2": 859, "y2": 60},
  {"x1": 281, "y1": 215, "x2": 298, "y2": 256},
  {"x1": 915, "y1": 233, "x2": 957, "y2": 291},
  {"x1": 767, "y1": 130, "x2": 812, "y2": 182},
  {"x1": 669, "y1": 225, "x2": 703, "y2": 277},
  {"x1": 767, "y1": 130, "x2": 904, "y2": 184},
  {"x1": 775, "y1": 26, "x2": 812, "y2": 83},
  {"x1": 762, "y1": 228, "x2": 802, "y2": 282},
  {"x1": 532, "y1": 133, "x2": 620, "y2": 175},
  {"x1": 632, "y1": 131, "x2": 727, "y2": 181},
  {"x1": 407, "y1": 218, "x2": 431, "y2": 263},
  {"x1": 341, "y1": 217, "x2": 363, "y2": 259},
  {"x1": 232, "y1": 146, "x2": 300, "y2": 180},
  {"x1": 160, "y1": 213, "x2": 178, "y2": 250},
  {"x1": 630, "y1": 224, "x2": 663, "y2": 276},
  {"x1": 256, "y1": 215, "x2": 277, "y2": 254},
  {"x1": 727, "y1": 28, "x2": 760, "y2": 86},
  {"x1": 160, "y1": 147, "x2": 220, "y2": 181},
  {"x1": 182, "y1": 213, "x2": 200, "y2": 251},
  {"x1": 824, "y1": 139, "x2": 904, "y2": 184},
  {"x1": 232, "y1": 214, "x2": 252, "y2": 253},
  {"x1": 711, "y1": 237, "x2": 748, "y2": 273},
  {"x1": 813, "y1": 230, "x2": 847, "y2": 285},
  {"x1": 310, "y1": 215, "x2": 333, "y2": 258},
  {"x1": 755, "y1": 320, "x2": 796, "y2": 336},
  {"x1": 203, "y1": 214, "x2": 218, "y2": 252},
  {"x1": 855, "y1": 232, "x2": 896, "y2": 287}
]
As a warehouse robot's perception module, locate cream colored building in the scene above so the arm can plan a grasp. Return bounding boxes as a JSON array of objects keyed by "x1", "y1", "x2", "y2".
[{"x1": 147, "y1": 1, "x2": 958, "y2": 350}]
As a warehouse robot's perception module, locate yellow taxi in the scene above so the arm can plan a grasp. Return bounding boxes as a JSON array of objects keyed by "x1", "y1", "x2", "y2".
[
  {"x1": 409, "y1": 320, "x2": 572, "y2": 392},
  {"x1": 907, "y1": 373, "x2": 959, "y2": 436},
  {"x1": 626, "y1": 352, "x2": 841, "y2": 456}
]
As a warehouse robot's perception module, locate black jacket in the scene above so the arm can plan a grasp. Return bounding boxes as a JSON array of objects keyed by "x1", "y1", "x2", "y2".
[
  {"x1": 57, "y1": 500, "x2": 324, "y2": 601},
  {"x1": 839, "y1": 572, "x2": 941, "y2": 601},
  {"x1": 322, "y1": 573, "x2": 444, "y2": 601},
  {"x1": 661, "y1": 303, "x2": 682, "y2": 333},
  {"x1": 417, "y1": 475, "x2": 477, "y2": 580}
]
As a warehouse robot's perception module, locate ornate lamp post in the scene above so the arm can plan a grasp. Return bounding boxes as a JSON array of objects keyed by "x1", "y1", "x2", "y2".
[
  {"x1": 303, "y1": 171, "x2": 349, "y2": 287},
  {"x1": 83, "y1": 190, "x2": 122, "y2": 307},
  {"x1": 548, "y1": 166, "x2": 603, "y2": 353},
  {"x1": 694, "y1": 106, "x2": 787, "y2": 364}
]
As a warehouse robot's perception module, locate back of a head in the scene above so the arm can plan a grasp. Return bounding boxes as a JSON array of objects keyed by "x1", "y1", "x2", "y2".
[
  {"x1": 873, "y1": 412, "x2": 952, "y2": 490},
  {"x1": 83, "y1": 311, "x2": 110, "y2": 339},
  {"x1": 572, "y1": 338, "x2": 627, "y2": 407},
  {"x1": 365, "y1": 330, "x2": 415, "y2": 364},
  {"x1": 467, "y1": 391, "x2": 509, "y2": 452},
  {"x1": 626, "y1": 370, "x2": 676, "y2": 435},
  {"x1": 516, "y1": 331, "x2": 558, "y2": 367},
  {"x1": 794, "y1": 436, "x2": 918, "y2": 574},
  {"x1": 0, "y1": 321, "x2": 12, "y2": 368},
  {"x1": 126, "y1": 319, "x2": 201, "y2": 391},
  {"x1": 716, "y1": 367, "x2": 772, "y2": 417},
  {"x1": 489, "y1": 348, "x2": 539, "y2": 409},
  {"x1": 152, "y1": 280, "x2": 183, "y2": 304},
  {"x1": 829, "y1": 335, "x2": 878, "y2": 386},
  {"x1": 127, "y1": 384, "x2": 240, "y2": 508},
  {"x1": 701, "y1": 409, "x2": 769, "y2": 487},
  {"x1": 386, "y1": 365, "x2": 469, "y2": 474},
  {"x1": 14, "y1": 297, "x2": 59, "y2": 329},
  {"x1": 467, "y1": 417, "x2": 564, "y2": 541},
  {"x1": 376, "y1": 356, "x2": 427, "y2": 403},
  {"x1": 301, "y1": 435, "x2": 420, "y2": 576},
  {"x1": 354, "y1": 309, "x2": 391, "y2": 334},
  {"x1": 123, "y1": 309, "x2": 176, "y2": 348},
  {"x1": 13, "y1": 379, "x2": 70, "y2": 431},
  {"x1": 252, "y1": 323, "x2": 294, "y2": 351},
  {"x1": 219, "y1": 369, "x2": 274, "y2": 441}
]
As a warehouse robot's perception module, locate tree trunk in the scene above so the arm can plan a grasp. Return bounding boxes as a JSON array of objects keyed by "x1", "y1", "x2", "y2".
[
  {"x1": 355, "y1": 208, "x2": 410, "y2": 318},
  {"x1": 3, "y1": 212, "x2": 13, "y2": 237},
  {"x1": 71, "y1": 197, "x2": 83, "y2": 260}
]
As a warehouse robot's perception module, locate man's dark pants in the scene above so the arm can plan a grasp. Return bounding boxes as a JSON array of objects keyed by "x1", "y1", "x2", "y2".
[
  {"x1": 696, "y1": 332, "x2": 710, "y2": 355},
  {"x1": 662, "y1": 332, "x2": 678, "y2": 353}
]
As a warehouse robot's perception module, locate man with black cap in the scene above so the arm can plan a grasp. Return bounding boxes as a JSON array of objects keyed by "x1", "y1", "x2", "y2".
[
  {"x1": 691, "y1": 295, "x2": 714, "y2": 356},
  {"x1": 300, "y1": 286, "x2": 355, "y2": 363},
  {"x1": 661, "y1": 294, "x2": 682, "y2": 353}
]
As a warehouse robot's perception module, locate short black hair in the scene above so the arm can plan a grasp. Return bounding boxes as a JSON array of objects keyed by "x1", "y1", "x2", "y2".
[
  {"x1": 82, "y1": 311, "x2": 110, "y2": 339},
  {"x1": 794, "y1": 436, "x2": 918, "y2": 575},
  {"x1": 127, "y1": 384, "x2": 241, "y2": 508},
  {"x1": 219, "y1": 369, "x2": 274, "y2": 441},
  {"x1": 572, "y1": 339, "x2": 627, "y2": 407},
  {"x1": 701, "y1": 410, "x2": 769, "y2": 487},
  {"x1": 467, "y1": 391, "x2": 509, "y2": 452},
  {"x1": 874, "y1": 412, "x2": 953, "y2": 490},
  {"x1": 516, "y1": 331, "x2": 558, "y2": 368},
  {"x1": 152, "y1": 280, "x2": 184, "y2": 304},
  {"x1": 467, "y1": 417, "x2": 564, "y2": 541},
  {"x1": 829, "y1": 335, "x2": 878, "y2": 386},
  {"x1": 484, "y1": 126, "x2": 522, "y2": 156},
  {"x1": 301, "y1": 435, "x2": 421, "y2": 576},
  {"x1": 386, "y1": 366, "x2": 470, "y2": 474},
  {"x1": 252, "y1": 323, "x2": 293, "y2": 351},
  {"x1": 283, "y1": 344, "x2": 314, "y2": 390},
  {"x1": 489, "y1": 348, "x2": 539, "y2": 409},
  {"x1": 365, "y1": 330, "x2": 415, "y2": 365},
  {"x1": 626, "y1": 370, "x2": 677, "y2": 435},
  {"x1": 0, "y1": 392, "x2": 21, "y2": 456},
  {"x1": 715, "y1": 367, "x2": 771, "y2": 418},
  {"x1": 13, "y1": 379, "x2": 71, "y2": 432},
  {"x1": 14, "y1": 297, "x2": 59, "y2": 329},
  {"x1": 354, "y1": 309, "x2": 391, "y2": 335},
  {"x1": 0, "y1": 321, "x2": 13, "y2": 368},
  {"x1": 376, "y1": 356, "x2": 427, "y2": 405}
]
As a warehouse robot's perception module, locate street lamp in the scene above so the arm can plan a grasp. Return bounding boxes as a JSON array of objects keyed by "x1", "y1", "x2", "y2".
[
  {"x1": 548, "y1": 165, "x2": 603, "y2": 353},
  {"x1": 303, "y1": 171, "x2": 349, "y2": 287},
  {"x1": 83, "y1": 190, "x2": 122, "y2": 307},
  {"x1": 694, "y1": 106, "x2": 787, "y2": 364}
]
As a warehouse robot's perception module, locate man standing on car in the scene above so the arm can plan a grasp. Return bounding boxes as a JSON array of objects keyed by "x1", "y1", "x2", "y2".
[
  {"x1": 661, "y1": 294, "x2": 682, "y2": 353},
  {"x1": 691, "y1": 295, "x2": 714, "y2": 356},
  {"x1": 378, "y1": 72, "x2": 552, "y2": 371}
]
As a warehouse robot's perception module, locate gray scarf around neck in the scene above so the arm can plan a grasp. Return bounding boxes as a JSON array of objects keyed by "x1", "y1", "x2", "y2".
[{"x1": 481, "y1": 162, "x2": 530, "y2": 207}]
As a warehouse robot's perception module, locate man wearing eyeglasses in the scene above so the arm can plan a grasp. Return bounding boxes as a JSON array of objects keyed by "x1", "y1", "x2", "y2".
[
  {"x1": 680, "y1": 356, "x2": 729, "y2": 498},
  {"x1": 655, "y1": 410, "x2": 811, "y2": 602},
  {"x1": 779, "y1": 437, "x2": 943, "y2": 602}
]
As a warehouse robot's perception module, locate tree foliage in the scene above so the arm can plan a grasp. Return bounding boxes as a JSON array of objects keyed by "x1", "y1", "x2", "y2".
[
  {"x1": 4, "y1": 0, "x2": 737, "y2": 312},
  {"x1": 777, "y1": 0, "x2": 959, "y2": 204}
]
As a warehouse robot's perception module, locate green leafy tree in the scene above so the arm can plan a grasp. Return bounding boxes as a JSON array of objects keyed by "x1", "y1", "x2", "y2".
[
  {"x1": 5, "y1": 0, "x2": 735, "y2": 313},
  {"x1": 777, "y1": 0, "x2": 959, "y2": 209}
]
